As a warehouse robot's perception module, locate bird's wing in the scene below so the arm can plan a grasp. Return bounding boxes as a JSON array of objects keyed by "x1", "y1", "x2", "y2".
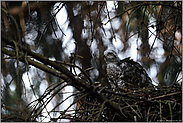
[{"x1": 117, "y1": 57, "x2": 152, "y2": 86}]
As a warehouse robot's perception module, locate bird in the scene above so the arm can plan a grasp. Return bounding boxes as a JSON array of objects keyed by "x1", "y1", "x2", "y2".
[{"x1": 103, "y1": 49, "x2": 153, "y2": 89}]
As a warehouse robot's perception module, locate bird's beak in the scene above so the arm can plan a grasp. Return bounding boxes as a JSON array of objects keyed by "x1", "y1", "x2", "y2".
[{"x1": 103, "y1": 53, "x2": 106, "y2": 58}]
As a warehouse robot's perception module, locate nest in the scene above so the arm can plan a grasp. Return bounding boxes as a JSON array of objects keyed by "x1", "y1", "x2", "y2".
[
  {"x1": 1, "y1": 79, "x2": 182, "y2": 122},
  {"x1": 71, "y1": 82, "x2": 182, "y2": 122}
]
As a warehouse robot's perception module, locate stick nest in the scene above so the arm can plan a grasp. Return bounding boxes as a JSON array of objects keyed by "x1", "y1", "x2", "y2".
[{"x1": 71, "y1": 82, "x2": 182, "y2": 122}]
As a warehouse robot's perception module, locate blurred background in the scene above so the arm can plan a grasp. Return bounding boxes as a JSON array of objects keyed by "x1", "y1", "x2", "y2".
[{"x1": 1, "y1": 1, "x2": 182, "y2": 122}]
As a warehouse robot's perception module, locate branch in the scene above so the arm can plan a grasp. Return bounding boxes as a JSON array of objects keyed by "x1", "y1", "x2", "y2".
[
  {"x1": 104, "y1": 2, "x2": 181, "y2": 25},
  {"x1": 1, "y1": 36, "x2": 129, "y2": 120},
  {"x1": 7, "y1": 2, "x2": 57, "y2": 17},
  {"x1": 1, "y1": 47, "x2": 64, "y2": 80}
]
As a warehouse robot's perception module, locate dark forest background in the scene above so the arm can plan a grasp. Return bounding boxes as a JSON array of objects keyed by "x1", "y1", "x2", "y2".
[{"x1": 1, "y1": 1, "x2": 182, "y2": 122}]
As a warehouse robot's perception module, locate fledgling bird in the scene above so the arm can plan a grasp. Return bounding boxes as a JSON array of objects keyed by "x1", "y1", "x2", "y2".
[{"x1": 103, "y1": 49, "x2": 152, "y2": 89}]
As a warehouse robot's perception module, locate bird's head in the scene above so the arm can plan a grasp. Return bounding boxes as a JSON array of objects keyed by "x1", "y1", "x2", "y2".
[{"x1": 103, "y1": 50, "x2": 120, "y2": 63}]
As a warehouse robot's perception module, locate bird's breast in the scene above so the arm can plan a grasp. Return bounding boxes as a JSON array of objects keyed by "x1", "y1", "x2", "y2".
[{"x1": 107, "y1": 63, "x2": 123, "y2": 77}]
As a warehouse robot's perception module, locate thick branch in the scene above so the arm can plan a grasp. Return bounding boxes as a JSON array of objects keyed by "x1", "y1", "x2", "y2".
[
  {"x1": 1, "y1": 47, "x2": 68, "y2": 81},
  {"x1": 7, "y1": 2, "x2": 57, "y2": 17}
]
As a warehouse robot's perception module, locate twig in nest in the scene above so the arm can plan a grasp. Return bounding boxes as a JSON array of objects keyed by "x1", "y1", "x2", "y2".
[{"x1": 149, "y1": 91, "x2": 181, "y2": 101}]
